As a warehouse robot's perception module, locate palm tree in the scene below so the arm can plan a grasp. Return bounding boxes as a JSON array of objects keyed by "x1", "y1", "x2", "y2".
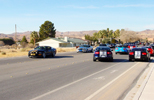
[{"x1": 30, "y1": 31, "x2": 39, "y2": 46}]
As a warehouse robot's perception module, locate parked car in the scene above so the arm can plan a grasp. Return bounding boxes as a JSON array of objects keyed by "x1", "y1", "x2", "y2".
[
  {"x1": 28, "y1": 46, "x2": 56, "y2": 58},
  {"x1": 142, "y1": 46, "x2": 154, "y2": 55},
  {"x1": 129, "y1": 48, "x2": 150, "y2": 62},
  {"x1": 77, "y1": 45, "x2": 93, "y2": 53},
  {"x1": 93, "y1": 46, "x2": 113, "y2": 62},
  {"x1": 115, "y1": 45, "x2": 129, "y2": 54}
]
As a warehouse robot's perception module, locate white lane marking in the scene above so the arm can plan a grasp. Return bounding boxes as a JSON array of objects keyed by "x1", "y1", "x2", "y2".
[
  {"x1": 31, "y1": 61, "x2": 127, "y2": 100},
  {"x1": 84, "y1": 62, "x2": 139, "y2": 100},
  {"x1": 93, "y1": 76, "x2": 105, "y2": 80},
  {"x1": 110, "y1": 70, "x2": 118, "y2": 74}
]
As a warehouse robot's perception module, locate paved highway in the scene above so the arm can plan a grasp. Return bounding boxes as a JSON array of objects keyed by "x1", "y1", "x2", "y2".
[{"x1": 0, "y1": 51, "x2": 152, "y2": 100}]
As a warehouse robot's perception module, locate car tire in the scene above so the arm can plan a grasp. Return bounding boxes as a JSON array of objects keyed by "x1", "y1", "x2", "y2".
[
  {"x1": 28, "y1": 55, "x2": 32, "y2": 58},
  {"x1": 52, "y1": 52, "x2": 55, "y2": 57},
  {"x1": 42, "y1": 52, "x2": 46, "y2": 58},
  {"x1": 146, "y1": 57, "x2": 149, "y2": 62},
  {"x1": 115, "y1": 52, "x2": 117, "y2": 54},
  {"x1": 93, "y1": 58, "x2": 96, "y2": 62},
  {"x1": 110, "y1": 57, "x2": 113, "y2": 62}
]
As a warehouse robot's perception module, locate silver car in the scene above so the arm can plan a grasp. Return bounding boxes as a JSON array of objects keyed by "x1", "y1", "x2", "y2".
[{"x1": 77, "y1": 45, "x2": 93, "y2": 53}]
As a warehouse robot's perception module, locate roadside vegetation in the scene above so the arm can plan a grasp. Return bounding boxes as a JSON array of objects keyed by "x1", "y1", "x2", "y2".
[{"x1": 85, "y1": 28, "x2": 140, "y2": 45}]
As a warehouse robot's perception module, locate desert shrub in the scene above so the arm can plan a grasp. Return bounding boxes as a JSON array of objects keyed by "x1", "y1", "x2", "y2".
[
  {"x1": 1, "y1": 52, "x2": 6, "y2": 55},
  {"x1": 21, "y1": 42, "x2": 28, "y2": 48},
  {"x1": 27, "y1": 43, "x2": 34, "y2": 48},
  {"x1": 21, "y1": 48, "x2": 27, "y2": 52},
  {"x1": 0, "y1": 41, "x2": 5, "y2": 46}
]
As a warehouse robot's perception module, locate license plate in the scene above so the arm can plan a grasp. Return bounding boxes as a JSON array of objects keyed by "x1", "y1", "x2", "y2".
[
  {"x1": 100, "y1": 51, "x2": 107, "y2": 57},
  {"x1": 135, "y1": 51, "x2": 141, "y2": 59},
  {"x1": 31, "y1": 54, "x2": 35, "y2": 56}
]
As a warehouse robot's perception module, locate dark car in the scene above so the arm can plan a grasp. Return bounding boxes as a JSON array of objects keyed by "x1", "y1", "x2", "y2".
[
  {"x1": 99, "y1": 44, "x2": 107, "y2": 46},
  {"x1": 129, "y1": 48, "x2": 150, "y2": 62},
  {"x1": 28, "y1": 46, "x2": 56, "y2": 58},
  {"x1": 93, "y1": 46, "x2": 113, "y2": 62}
]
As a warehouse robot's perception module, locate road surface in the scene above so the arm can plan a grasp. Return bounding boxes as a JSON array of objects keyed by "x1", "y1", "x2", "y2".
[{"x1": 0, "y1": 51, "x2": 152, "y2": 100}]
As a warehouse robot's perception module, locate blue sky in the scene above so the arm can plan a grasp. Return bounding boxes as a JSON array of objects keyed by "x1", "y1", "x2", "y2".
[{"x1": 0, "y1": 0, "x2": 154, "y2": 34}]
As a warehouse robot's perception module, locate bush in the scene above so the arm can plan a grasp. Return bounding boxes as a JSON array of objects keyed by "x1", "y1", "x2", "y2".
[
  {"x1": 1, "y1": 52, "x2": 6, "y2": 55},
  {"x1": 27, "y1": 43, "x2": 34, "y2": 48}
]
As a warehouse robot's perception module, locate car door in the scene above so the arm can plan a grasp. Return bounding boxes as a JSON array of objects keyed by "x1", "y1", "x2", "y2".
[{"x1": 47, "y1": 46, "x2": 52, "y2": 55}]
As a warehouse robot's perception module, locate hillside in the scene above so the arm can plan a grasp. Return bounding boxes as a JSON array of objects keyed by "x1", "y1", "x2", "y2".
[{"x1": 0, "y1": 30, "x2": 154, "y2": 41}]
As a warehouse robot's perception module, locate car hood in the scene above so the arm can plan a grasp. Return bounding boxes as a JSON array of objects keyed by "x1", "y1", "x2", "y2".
[
  {"x1": 78, "y1": 47, "x2": 88, "y2": 49},
  {"x1": 29, "y1": 49, "x2": 45, "y2": 52}
]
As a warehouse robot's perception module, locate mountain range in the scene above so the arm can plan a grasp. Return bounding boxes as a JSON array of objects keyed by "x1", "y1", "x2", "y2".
[{"x1": 0, "y1": 30, "x2": 154, "y2": 42}]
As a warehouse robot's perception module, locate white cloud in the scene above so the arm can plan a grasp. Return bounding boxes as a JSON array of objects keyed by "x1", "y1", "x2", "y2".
[{"x1": 102, "y1": 4, "x2": 154, "y2": 8}]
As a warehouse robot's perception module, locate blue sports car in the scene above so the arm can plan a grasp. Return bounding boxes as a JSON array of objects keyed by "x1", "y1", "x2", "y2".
[{"x1": 115, "y1": 45, "x2": 129, "y2": 54}]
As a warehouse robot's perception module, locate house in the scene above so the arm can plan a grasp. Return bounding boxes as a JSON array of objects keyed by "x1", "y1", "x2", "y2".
[
  {"x1": 36, "y1": 37, "x2": 88, "y2": 48},
  {"x1": 62, "y1": 37, "x2": 88, "y2": 47},
  {"x1": 36, "y1": 38, "x2": 71, "y2": 48}
]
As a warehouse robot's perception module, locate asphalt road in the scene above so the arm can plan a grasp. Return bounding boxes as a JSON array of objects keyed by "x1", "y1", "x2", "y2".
[{"x1": 0, "y1": 50, "x2": 152, "y2": 100}]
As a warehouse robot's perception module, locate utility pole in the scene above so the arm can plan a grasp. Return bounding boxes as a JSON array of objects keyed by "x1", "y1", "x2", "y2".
[
  {"x1": 15, "y1": 24, "x2": 17, "y2": 42},
  {"x1": 15, "y1": 24, "x2": 17, "y2": 49}
]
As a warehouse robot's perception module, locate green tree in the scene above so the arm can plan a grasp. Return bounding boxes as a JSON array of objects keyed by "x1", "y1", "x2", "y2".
[
  {"x1": 21, "y1": 36, "x2": 28, "y2": 43},
  {"x1": 30, "y1": 31, "x2": 39, "y2": 45},
  {"x1": 114, "y1": 29, "x2": 120, "y2": 38},
  {"x1": 39, "y1": 20, "x2": 56, "y2": 40}
]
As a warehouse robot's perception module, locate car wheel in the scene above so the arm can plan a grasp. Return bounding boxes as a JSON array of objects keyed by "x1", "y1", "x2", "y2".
[
  {"x1": 93, "y1": 58, "x2": 96, "y2": 62},
  {"x1": 115, "y1": 52, "x2": 117, "y2": 54},
  {"x1": 110, "y1": 57, "x2": 113, "y2": 62},
  {"x1": 52, "y1": 52, "x2": 55, "y2": 57},
  {"x1": 28, "y1": 55, "x2": 32, "y2": 58},
  {"x1": 146, "y1": 57, "x2": 149, "y2": 62},
  {"x1": 42, "y1": 52, "x2": 46, "y2": 58}
]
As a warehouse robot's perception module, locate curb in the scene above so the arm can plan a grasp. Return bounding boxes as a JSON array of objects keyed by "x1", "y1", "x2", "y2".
[{"x1": 133, "y1": 62, "x2": 154, "y2": 100}]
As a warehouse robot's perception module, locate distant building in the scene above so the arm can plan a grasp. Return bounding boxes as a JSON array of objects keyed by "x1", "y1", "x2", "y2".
[{"x1": 36, "y1": 37, "x2": 88, "y2": 48}]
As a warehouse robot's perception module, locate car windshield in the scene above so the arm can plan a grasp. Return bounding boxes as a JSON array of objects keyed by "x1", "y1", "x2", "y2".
[
  {"x1": 35, "y1": 46, "x2": 46, "y2": 50},
  {"x1": 80, "y1": 45, "x2": 89, "y2": 47},
  {"x1": 99, "y1": 44, "x2": 106, "y2": 46},
  {"x1": 96, "y1": 47, "x2": 110, "y2": 51},
  {"x1": 132, "y1": 48, "x2": 146, "y2": 52},
  {"x1": 117, "y1": 45, "x2": 127, "y2": 47}
]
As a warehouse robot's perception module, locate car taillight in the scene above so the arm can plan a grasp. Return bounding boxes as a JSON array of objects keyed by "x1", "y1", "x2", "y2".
[
  {"x1": 123, "y1": 48, "x2": 126, "y2": 50},
  {"x1": 95, "y1": 52, "x2": 99, "y2": 54},
  {"x1": 133, "y1": 46, "x2": 135, "y2": 48},
  {"x1": 148, "y1": 48, "x2": 152, "y2": 51},
  {"x1": 128, "y1": 46, "x2": 130, "y2": 48},
  {"x1": 129, "y1": 52, "x2": 134, "y2": 55},
  {"x1": 107, "y1": 52, "x2": 112, "y2": 54},
  {"x1": 142, "y1": 52, "x2": 147, "y2": 55}
]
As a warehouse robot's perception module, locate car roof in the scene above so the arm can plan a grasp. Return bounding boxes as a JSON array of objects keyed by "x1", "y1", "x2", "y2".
[
  {"x1": 97, "y1": 46, "x2": 110, "y2": 48},
  {"x1": 132, "y1": 47, "x2": 146, "y2": 50}
]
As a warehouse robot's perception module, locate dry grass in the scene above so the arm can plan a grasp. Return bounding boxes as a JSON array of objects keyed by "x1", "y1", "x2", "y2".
[{"x1": 0, "y1": 47, "x2": 77, "y2": 58}]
